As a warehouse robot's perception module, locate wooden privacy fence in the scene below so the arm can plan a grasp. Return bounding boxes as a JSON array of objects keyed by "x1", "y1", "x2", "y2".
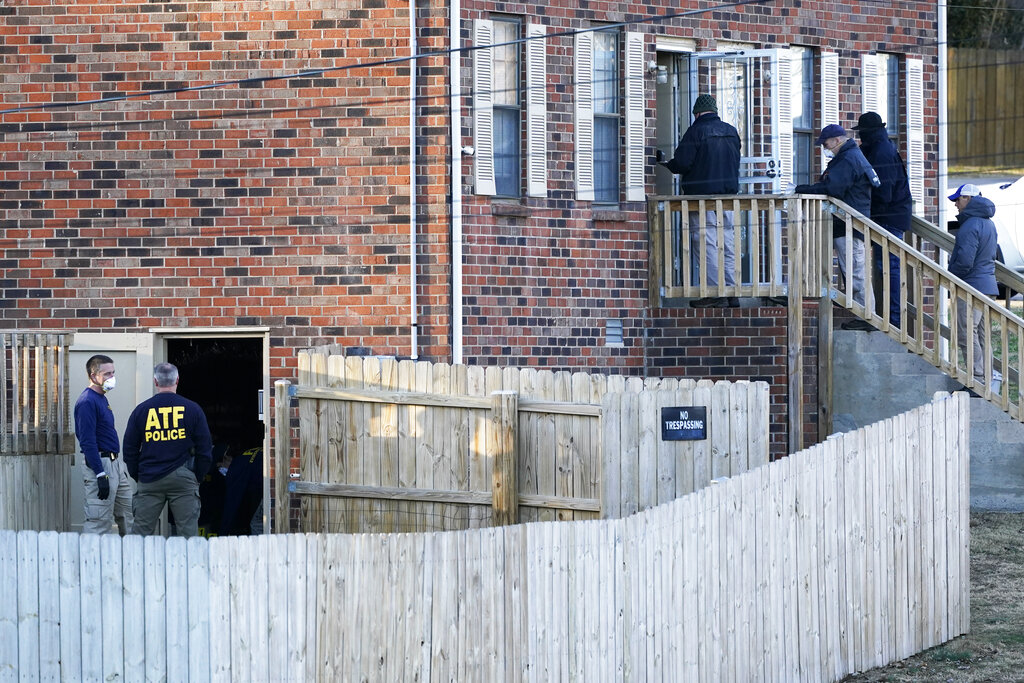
[
  {"x1": 0, "y1": 392, "x2": 970, "y2": 682},
  {"x1": 277, "y1": 354, "x2": 770, "y2": 533},
  {"x1": 0, "y1": 332, "x2": 75, "y2": 532},
  {"x1": 948, "y1": 47, "x2": 1024, "y2": 169}
]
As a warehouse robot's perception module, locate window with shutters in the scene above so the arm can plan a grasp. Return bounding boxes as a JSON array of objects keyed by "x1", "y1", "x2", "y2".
[
  {"x1": 877, "y1": 53, "x2": 900, "y2": 138},
  {"x1": 474, "y1": 19, "x2": 547, "y2": 198},
  {"x1": 593, "y1": 30, "x2": 620, "y2": 203},
  {"x1": 492, "y1": 19, "x2": 521, "y2": 197},
  {"x1": 790, "y1": 47, "x2": 816, "y2": 186},
  {"x1": 576, "y1": 29, "x2": 643, "y2": 203}
]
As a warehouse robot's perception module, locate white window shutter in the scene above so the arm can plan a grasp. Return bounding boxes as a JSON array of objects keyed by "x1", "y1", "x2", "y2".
[
  {"x1": 624, "y1": 32, "x2": 645, "y2": 202},
  {"x1": 473, "y1": 20, "x2": 496, "y2": 196},
  {"x1": 906, "y1": 57, "x2": 924, "y2": 214},
  {"x1": 861, "y1": 53, "x2": 880, "y2": 114},
  {"x1": 526, "y1": 24, "x2": 547, "y2": 198},
  {"x1": 575, "y1": 31, "x2": 595, "y2": 201},
  {"x1": 820, "y1": 52, "x2": 839, "y2": 168},
  {"x1": 775, "y1": 48, "x2": 795, "y2": 189}
]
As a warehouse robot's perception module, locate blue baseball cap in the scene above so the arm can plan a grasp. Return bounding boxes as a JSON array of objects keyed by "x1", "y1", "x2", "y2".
[{"x1": 814, "y1": 124, "x2": 847, "y2": 145}]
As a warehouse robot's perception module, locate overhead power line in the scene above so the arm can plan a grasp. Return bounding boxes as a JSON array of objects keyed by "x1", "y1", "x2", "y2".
[{"x1": 0, "y1": 0, "x2": 771, "y2": 117}]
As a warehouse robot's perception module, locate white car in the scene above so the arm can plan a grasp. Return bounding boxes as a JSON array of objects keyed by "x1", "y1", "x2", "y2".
[{"x1": 981, "y1": 176, "x2": 1024, "y2": 275}]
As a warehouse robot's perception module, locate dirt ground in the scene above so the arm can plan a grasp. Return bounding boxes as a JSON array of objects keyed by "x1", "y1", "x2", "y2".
[{"x1": 841, "y1": 511, "x2": 1024, "y2": 682}]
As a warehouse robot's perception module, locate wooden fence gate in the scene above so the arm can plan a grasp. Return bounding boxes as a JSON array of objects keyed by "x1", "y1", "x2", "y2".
[{"x1": 275, "y1": 354, "x2": 770, "y2": 533}]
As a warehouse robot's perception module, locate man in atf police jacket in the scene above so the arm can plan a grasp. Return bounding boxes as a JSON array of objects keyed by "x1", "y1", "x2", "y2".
[
  {"x1": 854, "y1": 111, "x2": 913, "y2": 327},
  {"x1": 795, "y1": 124, "x2": 881, "y2": 316},
  {"x1": 661, "y1": 93, "x2": 741, "y2": 308},
  {"x1": 123, "y1": 362, "x2": 213, "y2": 537}
]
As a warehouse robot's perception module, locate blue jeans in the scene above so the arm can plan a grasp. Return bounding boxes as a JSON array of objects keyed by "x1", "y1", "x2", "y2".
[{"x1": 872, "y1": 227, "x2": 905, "y2": 326}]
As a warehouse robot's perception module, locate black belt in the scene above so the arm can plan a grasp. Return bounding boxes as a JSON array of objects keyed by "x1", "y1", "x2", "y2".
[{"x1": 100, "y1": 451, "x2": 118, "y2": 460}]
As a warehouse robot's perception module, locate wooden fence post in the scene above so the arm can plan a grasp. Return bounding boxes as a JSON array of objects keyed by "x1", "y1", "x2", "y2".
[
  {"x1": 490, "y1": 390, "x2": 519, "y2": 526},
  {"x1": 274, "y1": 379, "x2": 291, "y2": 534},
  {"x1": 787, "y1": 196, "x2": 804, "y2": 454}
]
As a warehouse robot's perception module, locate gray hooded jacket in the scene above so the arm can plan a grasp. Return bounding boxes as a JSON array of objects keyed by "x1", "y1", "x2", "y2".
[{"x1": 949, "y1": 195, "x2": 999, "y2": 296}]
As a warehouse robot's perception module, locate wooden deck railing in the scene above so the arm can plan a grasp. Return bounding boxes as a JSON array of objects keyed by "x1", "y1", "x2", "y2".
[
  {"x1": 649, "y1": 194, "x2": 1024, "y2": 423},
  {"x1": 0, "y1": 332, "x2": 74, "y2": 455}
]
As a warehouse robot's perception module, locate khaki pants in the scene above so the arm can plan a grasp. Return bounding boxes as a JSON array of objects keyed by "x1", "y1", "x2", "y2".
[
  {"x1": 957, "y1": 299, "x2": 989, "y2": 385},
  {"x1": 834, "y1": 235, "x2": 866, "y2": 307},
  {"x1": 82, "y1": 456, "x2": 133, "y2": 535},
  {"x1": 132, "y1": 465, "x2": 201, "y2": 538}
]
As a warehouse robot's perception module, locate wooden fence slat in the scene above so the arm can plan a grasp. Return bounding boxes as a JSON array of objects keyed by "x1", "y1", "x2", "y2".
[
  {"x1": 411, "y1": 361, "x2": 433, "y2": 532},
  {"x1": 451, "y1": 364, "x2": 470, "y2": 530},
  {"x1": 534, "y1": 370, "x2": 556, "y2": 524},
  {"x1": 432, "y1": 363, "x2": 452, "y2": 531},
  {"x1": 553, "y1": 371, "x2": 573, "y2": 522},
  {"x1": 57, "y1": 533, "x2": 81, "y2": 682},
  {"x1": 166, "y1": 536, "x2": 189, "y2": 683},
  {"x1": 118, "y1": 534, "x2": 143, "y2": 680},
  {"x1": 398, "y1": 360, "x2": 417, "y2": 531},
  {"x1": 250, "y1": 534, "x2": 270, "y2": 682},
  {"x1": 638, "y1": 389, "x2": 658, "y2": 512},
  {"x1": 467, "y1": 365, "x2": 487, "y2": 529},
  {"x1": 17, "y1": 531, "x2": 39, "y2": 680},
  {"x1": 363, "y1": 356, "x2": 384, "y2": 532},
  {"x1": 267, "y1": 534, "x2": 288, "y2": 683},
  {"x1": 143, "y1": 535, "x2": 167, "y2": 682},
  {"x1": 821, "y1": 438, "x2": 842, "y2": 679},
  {"x1": 208, "y1": 538, "x2": 231, "y2": 682},
  {"x1": 343, "y1": 355, "x2": 363, "y2": 534},
  {"x1": 620, "y1": 392, "x2": 640, "y2": 517},
  {"x1": 187, "y1": 535, "x2": 212, "y2": 683},
  {"x1": 78, "y1": 534, "x2": 102, "y2": 681},
  {"x1": 37, "y1": 534, "x2": 61, "y2": 679},
  {"x1": 304, "y1": 534, "x2": 319, "y2": 683}
]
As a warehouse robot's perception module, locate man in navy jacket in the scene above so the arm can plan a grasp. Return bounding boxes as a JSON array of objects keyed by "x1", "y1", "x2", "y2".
[
  {"x1": 854, "y1": 112, "x2": 913, "y2": 327},
  {"x1": 74, "y1": 354, "x2": 134, "y2": 534},
  {"x1": 796, "y1": 124, "x2": 881, "y2": 318},
  {"x1": 662, "y1": 94, "x2": 741, "y2": 307},
  {"x1": 123, "y1": 362, "x2": 213, "y2": 537}
]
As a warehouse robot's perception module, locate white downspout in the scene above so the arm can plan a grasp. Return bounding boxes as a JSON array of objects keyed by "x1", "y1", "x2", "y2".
[
  {"x1": 409, "y1": 0, "x2": 419, "y2": 359},
  {"x1": 449, "y1": 0, "x2": 464, "y2": 365},
  {"x1": 938, "y1": 0, "x2": 950, "y2": 357},
  {"x1": 938, "y1": 0, "x2": 949, "y2": 229}
]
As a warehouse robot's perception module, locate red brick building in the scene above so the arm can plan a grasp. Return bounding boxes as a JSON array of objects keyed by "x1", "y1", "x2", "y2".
[{"x1": 0, "y1": 1, "x2": 940, "y2": 470}]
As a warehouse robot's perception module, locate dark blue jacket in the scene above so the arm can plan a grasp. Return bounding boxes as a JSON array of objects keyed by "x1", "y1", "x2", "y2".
[
  {"x1": 123, "y1": 391, "x2": 213, "y2": 484},
  {"x1": 664, "y1": 113, "x2": 741, "y2": 194},
  {"x1": 74, "y1": 387, "x2": 120, "y2": 477},
  {"x1": 795, "y1": 138, "x2": 881, "y2": 238},
  {"x1": 949, "y1": 195, "x2": 999, "y2": 296},
  {"x1": 858, "y1": 127, "x2": 913, "y2": 235}
]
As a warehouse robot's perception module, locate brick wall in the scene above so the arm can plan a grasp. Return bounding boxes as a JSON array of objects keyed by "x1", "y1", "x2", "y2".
[
  {"x1": 0, "y1": 0, "x2": 450, "y2": 373},
  {"x1": 455, "y1": 0, "x2": 940, "y2": 376},
  {"x1": 0, "y1": 1, "x2": 937, "y2": 459}
]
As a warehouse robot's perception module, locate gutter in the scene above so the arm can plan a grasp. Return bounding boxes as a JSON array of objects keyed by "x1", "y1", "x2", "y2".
[
  {"x1": 409, "y1": 0, "x2": 419, "y2": 359},
  {"x1": 449, "y1": 0, "x2": 464, "y2": 365}
]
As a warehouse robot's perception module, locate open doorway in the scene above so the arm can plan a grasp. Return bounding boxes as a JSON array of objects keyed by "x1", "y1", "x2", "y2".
[{"x1": 165, "y1": 336, "x2": 265, "y2": 537}]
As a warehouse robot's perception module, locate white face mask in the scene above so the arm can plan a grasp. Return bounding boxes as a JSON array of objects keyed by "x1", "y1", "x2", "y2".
[
  {"x1": 823, "y1": 148, "x2": 835, "y2": 160},
  {"x1": 101, "y1": 376, "x2": 116, "y2": 392}
]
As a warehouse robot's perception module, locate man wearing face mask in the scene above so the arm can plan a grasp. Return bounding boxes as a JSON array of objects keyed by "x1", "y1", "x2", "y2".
[
  {"x1": 74, "y1": 354, "x2": 134, "y2": 534},
  {"x1": 795, "y1": 124, "x2": 881, "y2": 328},
  {"x1": 123, "y1": 363, "x2": 213, "y2": 537}
]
